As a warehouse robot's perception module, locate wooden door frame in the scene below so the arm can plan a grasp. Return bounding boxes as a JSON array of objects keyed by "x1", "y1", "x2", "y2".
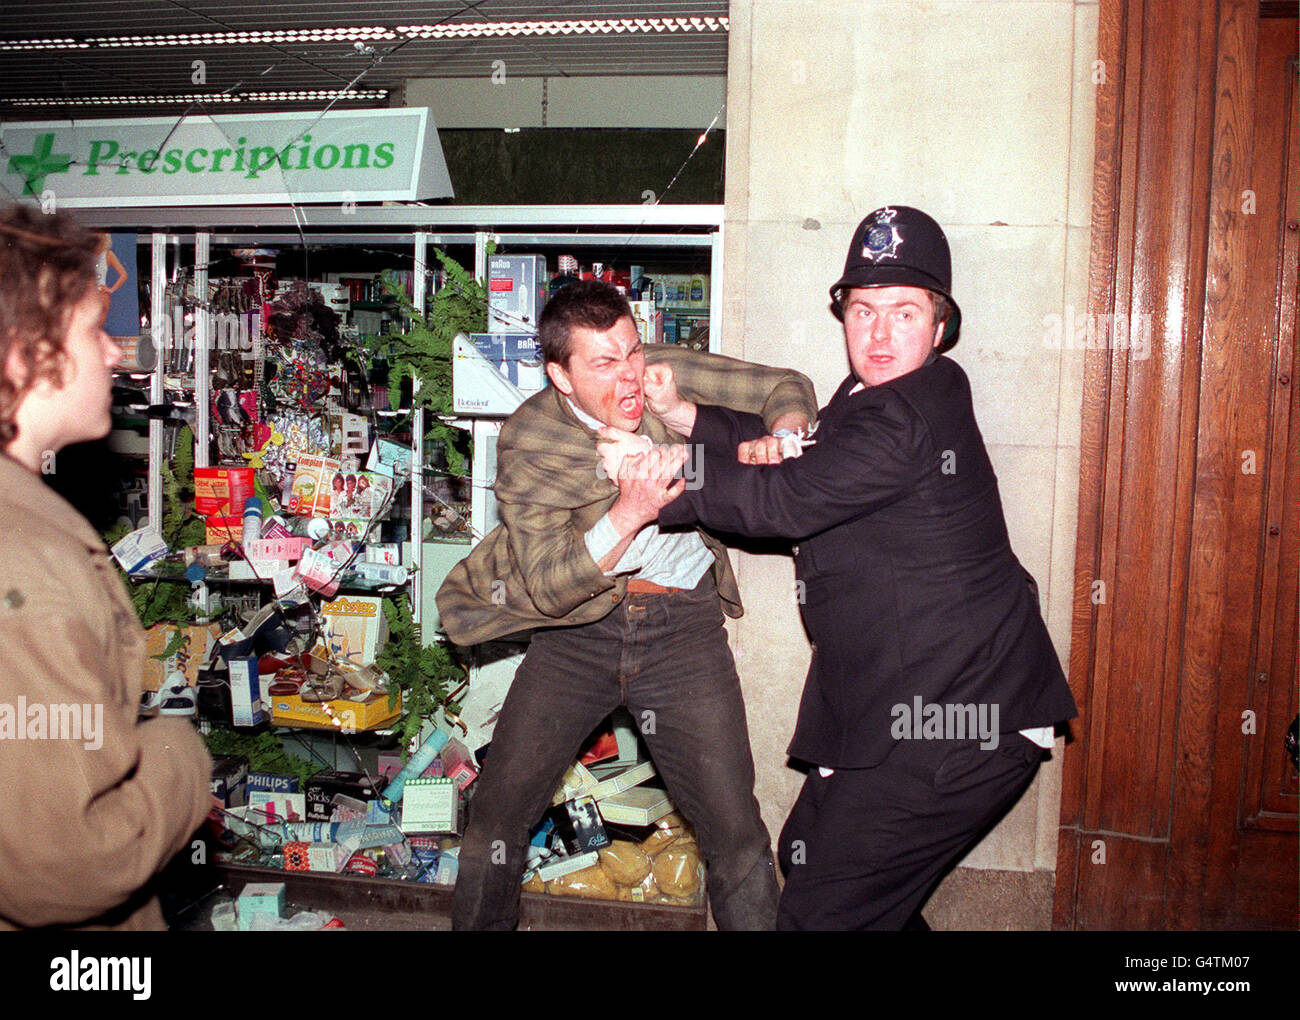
[{"x1": 1055, "y1": 0, "x2": 1298, "y2": 930}]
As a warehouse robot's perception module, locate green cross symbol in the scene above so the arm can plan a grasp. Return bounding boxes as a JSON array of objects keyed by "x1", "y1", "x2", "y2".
[{"x1": 8, "y1": 132, "x2": 73, "y2": 197}]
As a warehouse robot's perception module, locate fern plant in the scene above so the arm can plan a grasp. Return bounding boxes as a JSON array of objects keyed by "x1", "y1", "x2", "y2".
[
  {"x1": 376, "y1": 593, "x2": 466, "y2": 753},
  {"x1": 203, "y1": 725, "x2": 319, "y2": 787},
  {"x1": 104, "y1": 424, "x2": 208, "y2": 629},
  {"x1": 367, "y1": 249, "x2": 486, "y2": 475}
]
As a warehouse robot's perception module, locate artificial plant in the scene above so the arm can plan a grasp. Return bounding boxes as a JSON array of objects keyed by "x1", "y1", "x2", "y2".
[
  {"x1": 366, "y1": 249, "x2": 487, "y2": 475},
  {"x1": 104, "y1": 424, "x2": 209, "y2": 630},
  {"x1": 376, "y1": 592, "x2": 466, "y2": 752},
  {"x1": 203, "y1": 726, "x2": 318, "y2": 787}
]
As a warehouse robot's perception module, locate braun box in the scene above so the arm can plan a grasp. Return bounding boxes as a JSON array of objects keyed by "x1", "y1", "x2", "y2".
[
  {"x1": 453, "y1": 333, "x2": 549, "y2": 414},
  {"x1": 487, "y1": 255, "x2": 548, "y2": 333}
]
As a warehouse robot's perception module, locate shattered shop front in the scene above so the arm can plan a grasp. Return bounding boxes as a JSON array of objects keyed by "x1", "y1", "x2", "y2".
[{"x1": 4, "y1": 107, "x2": 723, "y2": 930}]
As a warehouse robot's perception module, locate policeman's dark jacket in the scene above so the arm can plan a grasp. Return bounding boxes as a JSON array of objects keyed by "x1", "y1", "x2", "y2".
[{"x1": 658, "y1": 355, "x2": 1078, "y2": 769}]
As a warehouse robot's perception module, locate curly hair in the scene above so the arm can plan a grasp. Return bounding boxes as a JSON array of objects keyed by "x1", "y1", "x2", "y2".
[{"x1": 0, "y1": 204, "x2": 101, "y2": 445}]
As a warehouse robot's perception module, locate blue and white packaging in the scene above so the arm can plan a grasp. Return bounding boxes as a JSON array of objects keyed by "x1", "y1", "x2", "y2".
[
  {"x1": 228, "y1": 656, "x2": 265, "y2": 726},
  {"x1": 486, "y1": 254, "x2": 547, "y2": 332},
  {"x1": 453, "y1": 333, "x2": 547, "y2": 414},
  {"x1": 247, "y1": 772, "x2": 300, "y2": 795},
  {"x1": 110, "y1": 526, "x2": 168, "y2": 574}
]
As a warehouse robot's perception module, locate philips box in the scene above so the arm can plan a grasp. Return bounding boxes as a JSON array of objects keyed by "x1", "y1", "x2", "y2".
[
  {"x1": 247, "y1": 772, "x2": 300, "y2": 795},
  {"x1": 487, "y1": 254, "x2": 547, "y2": 332}
]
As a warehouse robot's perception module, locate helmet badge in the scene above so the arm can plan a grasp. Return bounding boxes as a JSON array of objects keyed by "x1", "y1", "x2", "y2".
[{"x1": 861, "y1": 206, "x2": 902, "y2": 263}]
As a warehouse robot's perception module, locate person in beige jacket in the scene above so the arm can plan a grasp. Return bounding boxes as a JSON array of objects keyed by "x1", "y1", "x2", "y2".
[{"x1": 0, "y1": 204, "x2": 212, "y2": 930}]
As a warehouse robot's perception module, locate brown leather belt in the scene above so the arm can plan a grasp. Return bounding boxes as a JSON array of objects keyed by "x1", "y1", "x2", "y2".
[{"x1": 625, "y1": 579, "x2": 685, "y2": 595}]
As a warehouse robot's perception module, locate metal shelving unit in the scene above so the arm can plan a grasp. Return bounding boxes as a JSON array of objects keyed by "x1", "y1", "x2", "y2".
[{"x1": 83, "y1": 204, "x2": 724, "y2": 631}]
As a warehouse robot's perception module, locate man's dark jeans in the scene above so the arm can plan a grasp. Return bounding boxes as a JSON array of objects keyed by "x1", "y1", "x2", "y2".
[{"x1": 451, "y1": 574, "x2": 779, "y2": 930}]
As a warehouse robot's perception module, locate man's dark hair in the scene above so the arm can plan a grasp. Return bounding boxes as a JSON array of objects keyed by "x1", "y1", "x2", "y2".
[
  {"x1": 927, "y1": 291, "x2": 953, "y2": 328},
  {"x1": 536, "y1": 279, "x2": 633, "y2": 367}
]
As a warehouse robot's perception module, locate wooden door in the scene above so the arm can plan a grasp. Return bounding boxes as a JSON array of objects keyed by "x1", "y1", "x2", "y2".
[
  {"x1": 1184, "y1": 11, "x2": 1298, "y2": 929},
  {"x1": 1055, "y1": 1, "x2": 1298, "y2": 930}
]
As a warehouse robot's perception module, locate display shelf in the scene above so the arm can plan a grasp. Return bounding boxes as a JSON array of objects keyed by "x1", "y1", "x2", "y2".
[
  {"x1": 84, "y1": 203, "x2": 725, "y2": 927},
  {"x1": 208, "y1": 862, "x2": 707, "y2": 931}
]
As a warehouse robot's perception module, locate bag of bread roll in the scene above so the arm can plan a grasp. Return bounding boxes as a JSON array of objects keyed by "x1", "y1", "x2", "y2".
[
  {"x1": 598, "y1": 840, "x2": 653, "y2": 886},
  {"x1": 652, "y1": 841, "x2": 702, "y2": 899},
  {"x1": 546, "y1": 862, "x2": 619, "y2": 901}
]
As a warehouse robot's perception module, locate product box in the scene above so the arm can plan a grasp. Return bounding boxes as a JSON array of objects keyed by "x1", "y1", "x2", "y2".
[
  {"x1": 551, "y1": 758, "x2": 655, "y2": 806},
  {"x1": 314, "y1": 594, "x2": 388, "y2": 667},
  {"x1": 272, "y1": 691, "x2": 402, "y2": 735},
  {"x1": 597, "y1": 785, "x2": 674, "y2": 826},
  {"x1": 247, "y1": 772, "x2": 300, "y2": 795},
  {"x1": 364, "y1": 543, "x2": 401, "y2": 566},
  {"x1": 487, "y1": 254, "x2": 548, "y2": 332},
  {"x1": 235, "y1": 882, "x2": 285, "y2": 931},
  {"x1": 304, "y1": 770, "x2": 385, "y2": 822},
  {"x1": 141, "y1": 623, "x2": 221, "y2": 692},
  {"x1": 194, "y1": 467, "x2": 255, "y2": 518},
  {"x1": 366, "y1": 437, "x2": 411, "y2": 480},
  {"x1": 210, "y1": 754, "x2": 249, "y2": 808},
  {"x1": 453, "y1": 333, "x2": 548, "y2": 414},
  {"x1": 110, "y1": 525, "x2": 168, "y2": 575},
  {"x1": 286, "y1": 454, "x2": 342, "y2": 517},
  {"x1": 243, "y1": 537, "x2": 312, "y2": 563},
  {"x1": 292, "y1": 546, "x2": 343, "y2": 597},
  {"x1": 628, "y1": 299, "x2": 664, "y2": 346},
  {"x1": 398, "y1": 777, "x2": 458, "y2": 834},
  {"x1": 228, "y1": 656, "x2": 265, "y2": 727},
  {"x1": 326, "y1": 471, "x2": 393, "y2": 522},
  {"x1": 589, "y1": 759, "x2": 657, "y2": 800},
  {"x1": 283, "y1": 841, "x2": 346, "y2": 873},
  {"x1": 550, "y1": 795, "x2": 611, "y2": 855},
  {"x1": 204, "y1": 516, "x2": 243, "y2": 545},
  {"x1": 439, "y1": 737, "x2": 479, "y2": 791},
  {"x1": 339, "y1": 411, "x2": 370, "y2": 457},
  {"x1": 536, "y1": 849, "x2": 599, "y2": 883},
  {"x1": 247, "y1": 791, "x2": 306, "y2": 824}
]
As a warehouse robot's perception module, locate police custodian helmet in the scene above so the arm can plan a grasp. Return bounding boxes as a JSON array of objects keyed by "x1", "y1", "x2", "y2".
[{"x1": 830, "y1": 205, "x2": 962, "y2": 351}]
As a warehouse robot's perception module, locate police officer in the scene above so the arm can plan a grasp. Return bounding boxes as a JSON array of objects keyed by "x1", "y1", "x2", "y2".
[{"x1": 651, "y1": 205, "x2": 1078, "y2": 929}]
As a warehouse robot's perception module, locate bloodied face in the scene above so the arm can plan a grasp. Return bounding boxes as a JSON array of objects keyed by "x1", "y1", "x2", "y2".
[{"x1": 544, "y1": 315, "x2": 646, "y2": 431}]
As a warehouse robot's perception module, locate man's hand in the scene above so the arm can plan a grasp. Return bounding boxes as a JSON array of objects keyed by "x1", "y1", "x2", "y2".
[
  {"x1": 737, "y1": 435, "x2": 785, "y2": 465},
  {"x1": 644, "y1": 363, "x2": 697, "y2": 435},
  {"x1": 737, "y1": 415, "x2": 817, "y2": 466},
  {"x1": 596, "y1": 426, "x2": 652, "y2": 482},
  {"x1": 606, "y1": 444, "x2": 689, "y2": 537}
]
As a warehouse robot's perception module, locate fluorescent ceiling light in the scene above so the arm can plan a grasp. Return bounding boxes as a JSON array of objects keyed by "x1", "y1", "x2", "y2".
[
  {"x1": 6, "y1": 89, "x2": 388, "y2": 106},
  {"x1": 0, "y1": 38, "x2": 90, "y2": 50},
  {"x1": 398, "y1": 18, "x2": 728, "y2": 38},
  {"x1": 0, "y1": 17, "x2": 726, "y2": 50}
]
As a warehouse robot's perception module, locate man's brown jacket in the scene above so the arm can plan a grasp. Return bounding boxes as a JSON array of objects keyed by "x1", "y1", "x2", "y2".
[{"x1": 436, "y1": 345, "x2": 817, "y2": 646}]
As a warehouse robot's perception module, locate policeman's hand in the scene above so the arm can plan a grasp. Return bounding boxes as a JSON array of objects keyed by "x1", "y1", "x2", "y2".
[
  {"x1": 607, "y1": 444, "x2": 689, "y2": 533},
  {"x1": 643, "y1": 363, "x2": 697, "y2": 435},
  {"x1": 738, "y1": 436, "x2": 785, "y2": 465},
  {"x1": 596, "y1": 425, "x2": 652, "y2": 482}
]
